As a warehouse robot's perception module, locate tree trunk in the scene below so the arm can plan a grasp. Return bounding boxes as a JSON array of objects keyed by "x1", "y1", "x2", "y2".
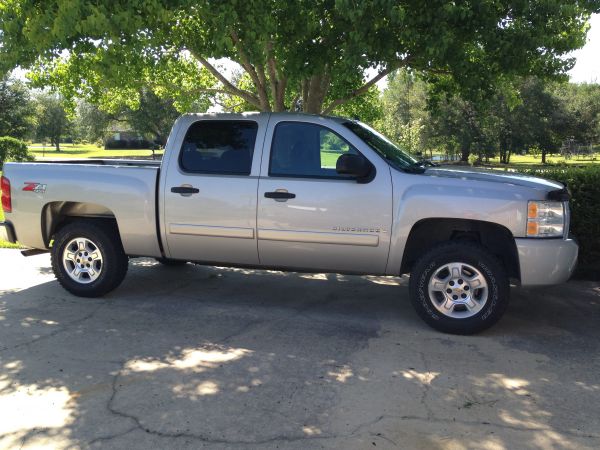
[
  {"x1": 461, "y1": 145, "x2": 470, "y2": 162},
  {"x1": 542, "y1": 149, "x2": 547, "y2": 164},
  {"x1": 303, "y1": 74, "x2": 330, "y2": 114},
  {"x1": 53, "y1": 137, "x2": 60, "y2": 152}
]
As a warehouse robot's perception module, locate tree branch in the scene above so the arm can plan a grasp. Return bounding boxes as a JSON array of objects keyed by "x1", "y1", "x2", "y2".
[
  {"x1": 321, "y1": 64, "x2": 396, "y2": 114},
  {"x1": 188, "y1": 49, "x2": 262, "y2": 109},
  {"x1": 230, "y1": 31, "x2": 270, "y2": 110},
  {"x1": 266, "y1": 40, "x2": 286, "y2": 111},
  {"x1": 255, "y1": 61, "x2": 271, "y2": 109}
]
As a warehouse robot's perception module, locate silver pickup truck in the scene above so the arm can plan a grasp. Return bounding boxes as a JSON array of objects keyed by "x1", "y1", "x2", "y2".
[{"x1": 0, "y1": 113, "x2": 578, "y2": 333}]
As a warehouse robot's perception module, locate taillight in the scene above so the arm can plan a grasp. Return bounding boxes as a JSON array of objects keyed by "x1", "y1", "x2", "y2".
[{"x1": 1, "y1": 176, "x2": 11, "y2": 213}]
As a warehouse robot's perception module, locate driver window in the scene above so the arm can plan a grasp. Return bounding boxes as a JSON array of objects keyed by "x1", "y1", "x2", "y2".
[{"x1": 269, "y1": 122, "x2": 359, "y2": 178}]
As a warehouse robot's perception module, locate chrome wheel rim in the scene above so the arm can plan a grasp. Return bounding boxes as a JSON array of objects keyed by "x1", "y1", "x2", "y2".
[
  {"x1": 427, "y1": 262, "x2": 488, "y2": 319},
  {"x1": 62, "y1": 238, "x2": 103, "y2": 284}
]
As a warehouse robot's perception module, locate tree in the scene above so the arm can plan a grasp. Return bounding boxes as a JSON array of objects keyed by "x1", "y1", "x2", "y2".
[
  {"x1": 429, "y1": 94, "x2": 489, "y2": 162},
  {"x1": 0, "y1": 76, "x2": 34, "y2": 139},
  {"x1": 1, "y1": 1, "x2": 597, "y2": 115},
  {"x1": 378, "y1": 70, "x2": 431, "y2": 155},
  {"x1": 122, "y1": 89, "x2": 188, "y2": 146},
  {"x1": 511, "y1": 77, "x2": 566, "y2": 164},
  {"x1": 33, "y1": 93, "x2": 71, "y2": 151},
  {"x1": 552, "y1": 82, "x2": 600, "y2": 146},
  {"x1": 73, "y1": 100, "x2": 113, "y2": 143}
]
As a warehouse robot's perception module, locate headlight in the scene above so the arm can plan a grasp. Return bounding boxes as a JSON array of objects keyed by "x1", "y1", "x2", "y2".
[{"x1": 527, "y1": 201, "x2": 565, "y2": 237}]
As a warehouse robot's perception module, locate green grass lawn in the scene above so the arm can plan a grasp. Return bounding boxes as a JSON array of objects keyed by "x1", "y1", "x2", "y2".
[
  {"x1": 486, "y1": 153, "x2": 600, "y2": 167},
  {"x1": 29, "y1": 143, "x2": 163, "y2": 159}
]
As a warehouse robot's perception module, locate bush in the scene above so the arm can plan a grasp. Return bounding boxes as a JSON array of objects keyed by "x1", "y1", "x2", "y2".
[
  {"x1": 528, "y1": 145, "x2": 541, "y2": 159},
  {"x1": 516, "y1": 165, "x2": 600, "y2": 280},
  {"x1": 0, "y1": 136, "x2": 35, "y2": 168}
]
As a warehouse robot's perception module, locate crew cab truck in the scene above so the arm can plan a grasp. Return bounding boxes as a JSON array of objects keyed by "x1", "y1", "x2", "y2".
[{"x1": 0, "y1": 113, "x2": 578, "y2": 334}]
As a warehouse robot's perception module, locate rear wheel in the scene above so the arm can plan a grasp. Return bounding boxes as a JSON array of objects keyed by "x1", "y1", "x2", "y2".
[
  {"x1": 51, "y1": 221, "x2": 128, "y2": 297},
  {"x1": 409, "y1": 242, "x2": 509, "y2": 334}
]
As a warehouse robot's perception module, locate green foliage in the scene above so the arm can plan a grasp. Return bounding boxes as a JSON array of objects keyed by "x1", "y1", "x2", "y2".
[
  {"x1": 529, "y1": 145, "x2": 542, "y2": 159},
  {"x1": 516, "y1": 165, "x2": 600, "y2": 279},
  {"x1": 0, "y1": 137, "x2": 35, "y2": 168},
  {"x1": 378, "y1": 70, "x2": 431, "y2": 153},
  {"x1": 0, "y1": 77, "x2": 35, "y2": 139},
  {"x1": 330, "y1": 86, "x2": 383, "y2": 126},
  {"x1": 33, "y1": 92, "x2": 72, "y2": 151},
  {"x1": 1, "y1": 0, "x2": 597, "y2": 114},
  {"x1": 550, "y1": 82, "x2": 600, "y2": 145},
  {"x1": 120, "y1": 89, "x2": 181, "y2": 145},
  {"x1": 378, "y1": 69, "x2": 600, "y2": 167},
  {"x1": 73, "y1": 101, "x2": 112, "y2": 143},
  {"x1": 468, "y1": 154, "x2": 479, "y2": 166}
]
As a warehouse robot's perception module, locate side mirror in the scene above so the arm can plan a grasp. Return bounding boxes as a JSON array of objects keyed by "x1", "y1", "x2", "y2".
[{"x1": 336, "y1": 153, "x2": 374, "y2": 183}]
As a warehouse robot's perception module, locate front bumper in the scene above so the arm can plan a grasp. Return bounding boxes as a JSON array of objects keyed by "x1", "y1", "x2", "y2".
[
  {"x1": 0, "y1": 221, "x2": 17, "y2": 243},
  {"x1": 515, "y1": 237, "x2": 578, "y2": 286}
]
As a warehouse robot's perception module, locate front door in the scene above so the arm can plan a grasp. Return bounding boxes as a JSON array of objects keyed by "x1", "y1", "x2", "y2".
[
  {"x1": 257, "y1": 119, "x2": 393, "y2": 274},
  {"x1": 163, "y1": 116, "x2": 267, "y2": 264}
]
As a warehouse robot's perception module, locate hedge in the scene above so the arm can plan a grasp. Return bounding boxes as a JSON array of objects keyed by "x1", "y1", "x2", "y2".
[
  {"x1": 515, "y1": 165, "x2": 600, "y2": 280},
  {"x1": 0, "y1": 136, "x2": 35, "y2": 168}
]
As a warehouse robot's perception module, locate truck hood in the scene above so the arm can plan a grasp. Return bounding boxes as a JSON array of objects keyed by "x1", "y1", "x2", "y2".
[{"x1": 423, "y1": 166, "x2": 563, "y2": 192}]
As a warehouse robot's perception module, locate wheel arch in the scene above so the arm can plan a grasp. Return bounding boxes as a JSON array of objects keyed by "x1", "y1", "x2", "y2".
[
  {"x1": 42, "y1": 201, "x2": 120, "y2": 247},
  {"x1": 400, "y1": 218, "x2": 520, "y2": 281}
]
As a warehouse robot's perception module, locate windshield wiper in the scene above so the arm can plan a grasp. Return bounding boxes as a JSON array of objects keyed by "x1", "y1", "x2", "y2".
[
  {"x1": 404, "y1": 158, "x2": 439, "y2": 174},
  {"x1": 404, "y1": 163, "x2": 426, "y2": 174}
]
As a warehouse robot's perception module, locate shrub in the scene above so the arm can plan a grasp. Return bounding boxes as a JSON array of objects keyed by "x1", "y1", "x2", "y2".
[
  {"x1": 0, "y1": 136, "x2": 35, "y2": 168},
  {"x1": 528, "y1": 145, "x2": 541, "y2": 159},
  {"x1": 468, "y1": 154, "x2": 479, "y2": 166},
  {"x1": 516, "y1": 165, "x2": 600, "y2": 280}
]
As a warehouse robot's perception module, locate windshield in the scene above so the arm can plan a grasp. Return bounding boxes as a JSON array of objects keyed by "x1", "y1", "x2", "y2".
[{"x1": 343, "y1": 121, "x2": 419, "y2": 171}]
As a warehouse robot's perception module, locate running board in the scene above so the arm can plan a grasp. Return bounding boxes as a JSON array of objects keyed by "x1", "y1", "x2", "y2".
[{"x1": 21, "y1": 248, "x2": 50, "y2": 257}]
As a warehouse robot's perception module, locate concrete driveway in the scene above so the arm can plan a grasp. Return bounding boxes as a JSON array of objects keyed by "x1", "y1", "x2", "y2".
[{"x1": 0, "y1": 249, "x2": 599, "y2": 450}]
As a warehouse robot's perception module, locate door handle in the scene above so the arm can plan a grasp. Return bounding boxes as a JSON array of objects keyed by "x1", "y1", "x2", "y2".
[
  {"x1": 171, "y1": 186, "x2": 200, "y2": 195},
  {"x1": 264, "y1": 191, "x2": 296, "y2": 200}
]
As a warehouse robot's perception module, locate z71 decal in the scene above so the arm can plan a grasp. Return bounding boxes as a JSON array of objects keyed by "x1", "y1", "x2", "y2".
[{"x1": 23, "y1": 182, "x2": 47, "y2": 193}]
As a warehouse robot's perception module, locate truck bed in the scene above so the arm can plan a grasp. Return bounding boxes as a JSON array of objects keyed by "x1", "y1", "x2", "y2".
[{"x1": 3, "y1": 161, "x2": 162, "y2": 257}]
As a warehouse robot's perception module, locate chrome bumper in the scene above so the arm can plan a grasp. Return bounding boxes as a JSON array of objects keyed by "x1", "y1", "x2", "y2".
[
  {"x1": 515, "y1": 237, "x2": 578, "y2": 286},
  {"x1": 0, "y1": 221, "x2": 17, "y2": 243}
]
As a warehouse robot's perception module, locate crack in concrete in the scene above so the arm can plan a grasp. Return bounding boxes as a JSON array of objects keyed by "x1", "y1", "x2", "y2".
[
  {"x1": 87, "y1": 426, "x2": 139, "y2": 446},
  {"x1": 417, "y1": 349, "x2": 435, "y2": 421},
  {"x1": 374, "y1": 414, "x2": 600, "y2": 440},
  {"x1": 103, "y1": 363, "x2": 346, "y2": 446}
]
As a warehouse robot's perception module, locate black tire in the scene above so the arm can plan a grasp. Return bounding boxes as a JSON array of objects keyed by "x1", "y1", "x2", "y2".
[
  {"x1": 409, "y1": 241, "x2": 509, "y2": 334},
  {"x1": 51, "y1": 220, "x2": 129, "y2": 297},
  {"x1": 155, "y1": 257, "x2": 188, "y2": 266}
]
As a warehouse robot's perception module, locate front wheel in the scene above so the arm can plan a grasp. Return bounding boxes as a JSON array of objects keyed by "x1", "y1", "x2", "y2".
[
  {"x1": 51, "y1": 221, "x2": 129, "y2": 297},
  {"x1": 409, "y1": 242, "x2": 509, "y2": 334}
]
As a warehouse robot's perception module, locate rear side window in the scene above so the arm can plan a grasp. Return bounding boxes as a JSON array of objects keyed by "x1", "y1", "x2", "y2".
[
  {"x1": 179, "y1": 121, "x2": 258, "y2": 175},
  {"x1": 269, "y1": 122, "x2": 359, "y2": 178}
]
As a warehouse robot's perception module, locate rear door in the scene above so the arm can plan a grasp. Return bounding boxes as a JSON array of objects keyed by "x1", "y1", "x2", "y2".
[
  {"x1": 256, "y1": 117, "x2": 393, "y2": 274},
  {"x1": 162, "y1": 114, "x2": 268, "y2": 264}
]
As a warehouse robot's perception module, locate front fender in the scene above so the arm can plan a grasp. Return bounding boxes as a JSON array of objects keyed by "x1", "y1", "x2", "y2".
[{"x1": 386, "y1": 173, "x2": 541, "y2": 275}]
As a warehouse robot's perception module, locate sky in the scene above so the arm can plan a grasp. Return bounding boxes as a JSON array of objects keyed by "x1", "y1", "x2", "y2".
[{"x1": 567, "y1": 13, "x2": 600, "y2": 83}]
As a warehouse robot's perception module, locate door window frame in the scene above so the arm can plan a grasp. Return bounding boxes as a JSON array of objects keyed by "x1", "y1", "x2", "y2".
[
  {"x1": 267, "y1": 121, "x2": 370, "y2": 181},
  {"x1": 177, "y1": 119, "x2": 260, "y2": 176}
]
